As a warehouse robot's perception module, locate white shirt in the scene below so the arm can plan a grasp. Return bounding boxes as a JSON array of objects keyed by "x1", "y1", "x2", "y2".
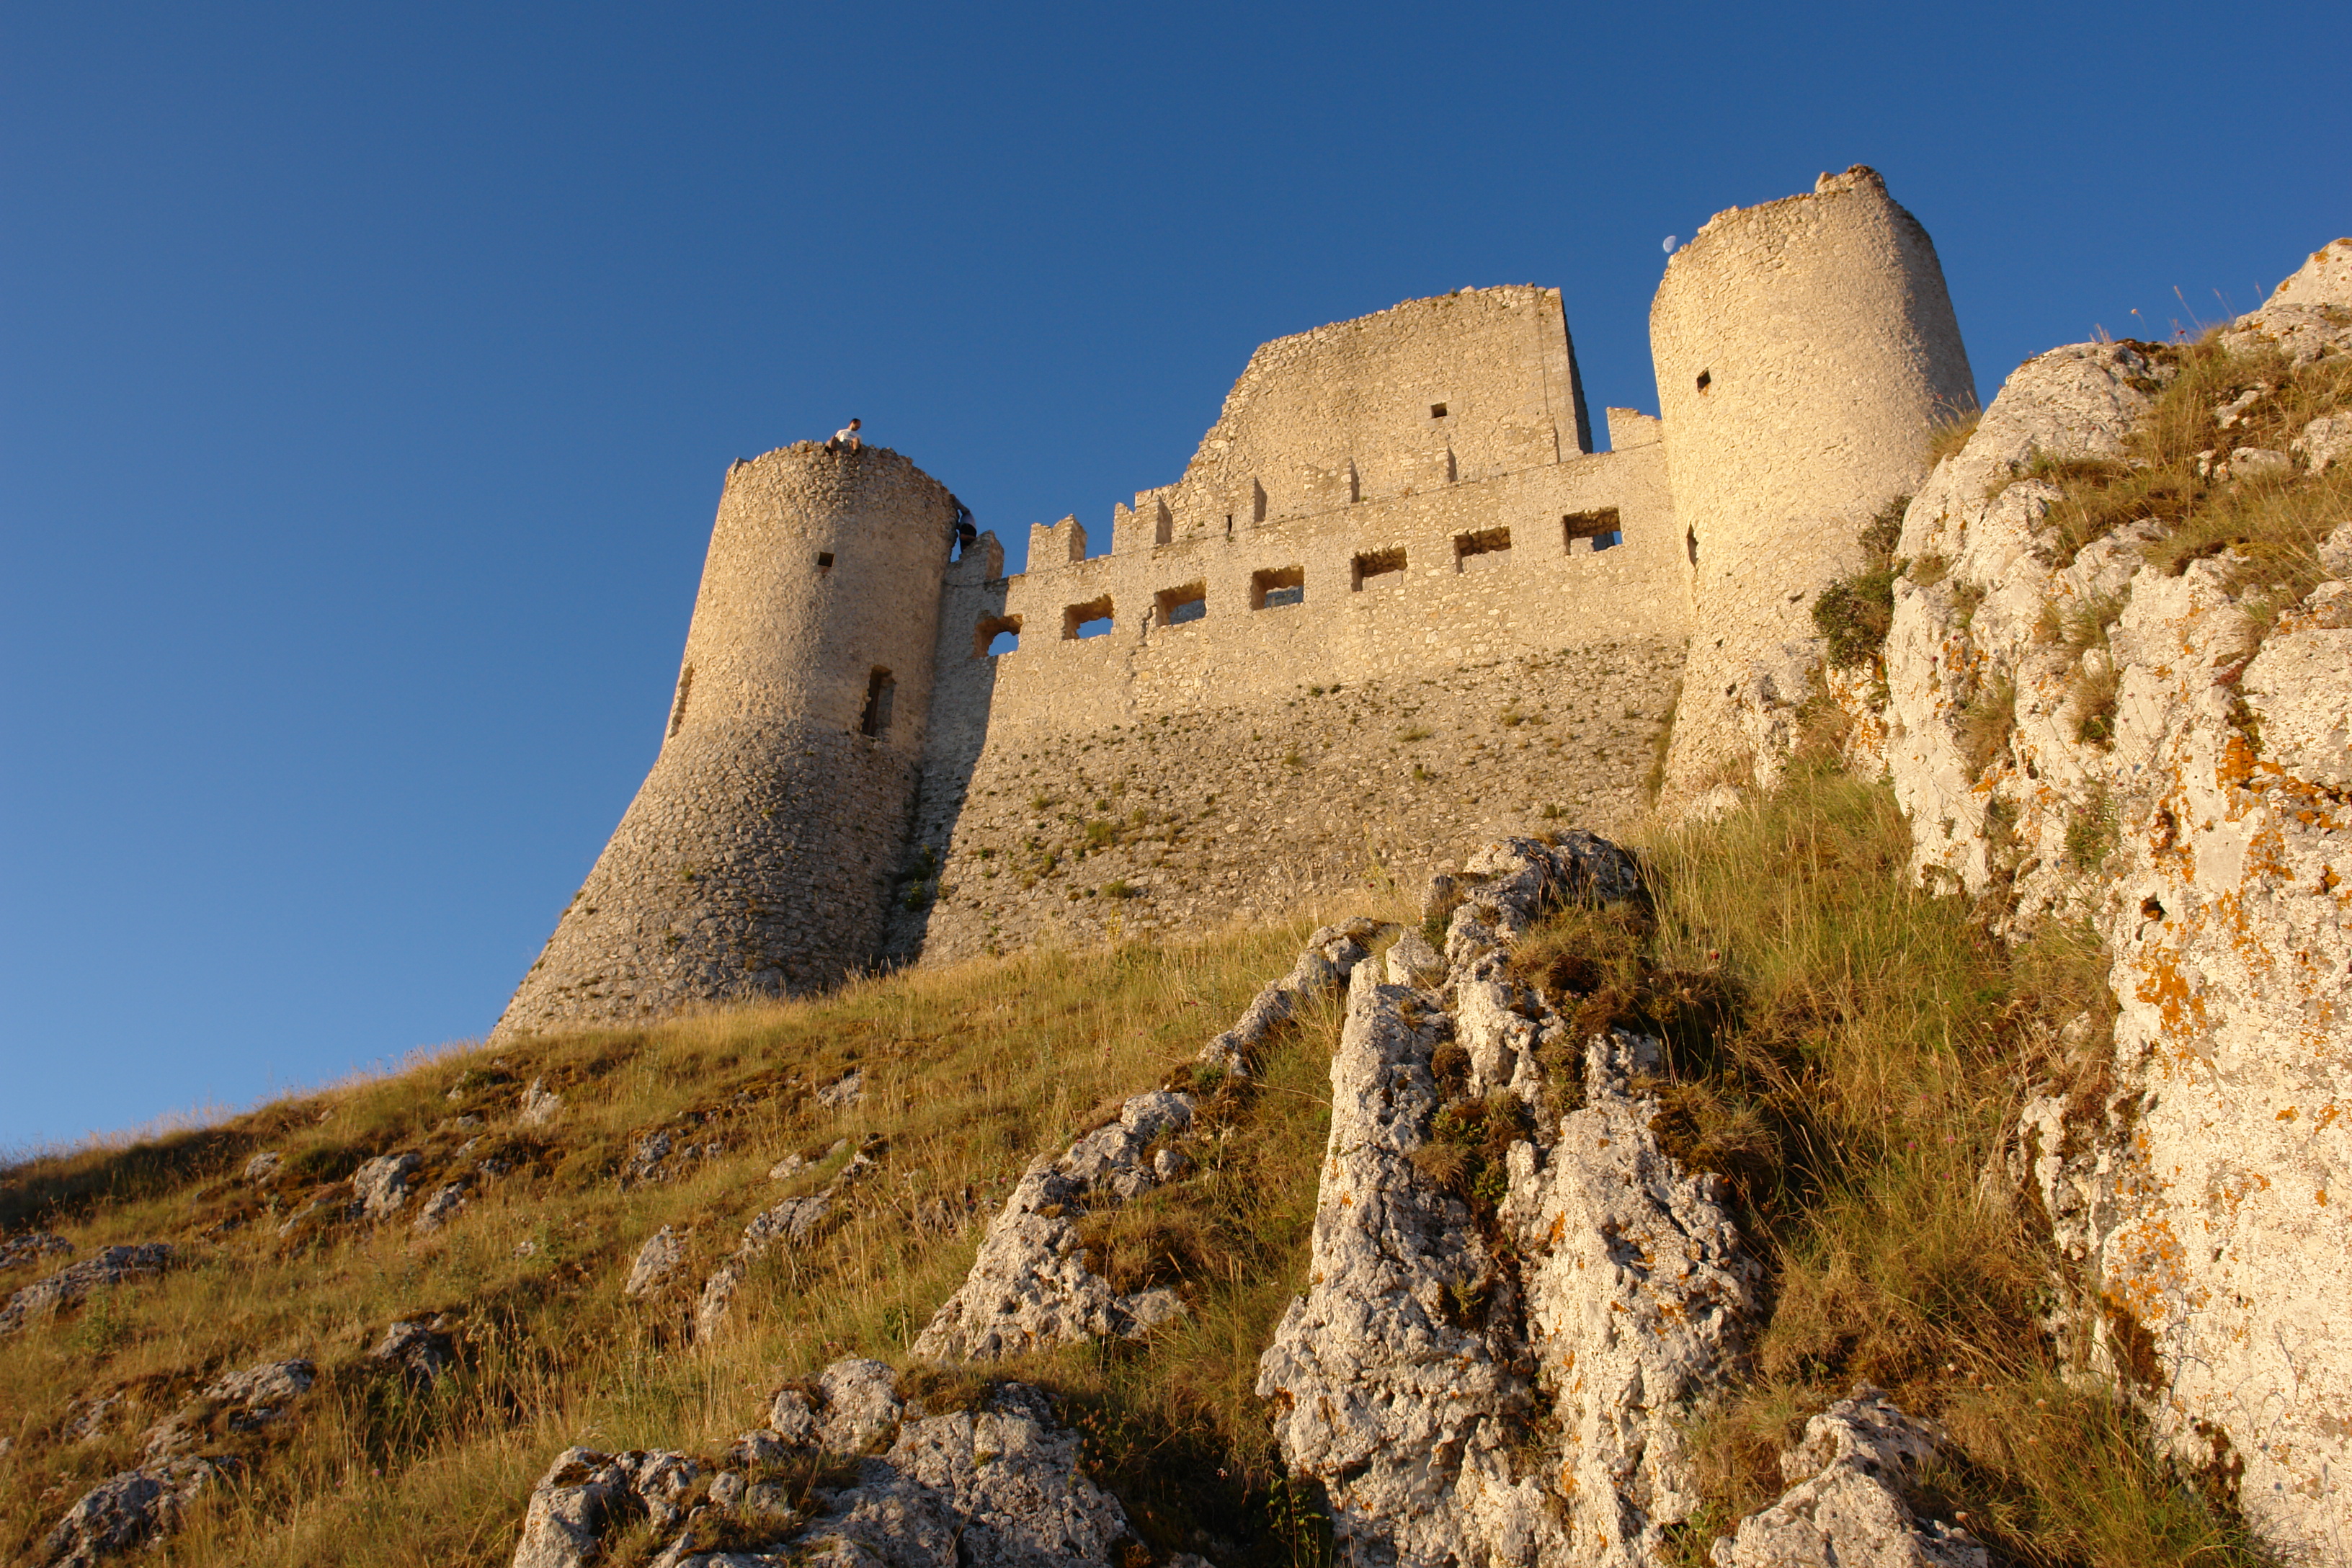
[{"x1": 834, "y1": 427, "x2": 860, "y2": 445}]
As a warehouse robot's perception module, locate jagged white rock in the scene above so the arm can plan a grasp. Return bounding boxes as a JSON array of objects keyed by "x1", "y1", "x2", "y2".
[
  {"x1": 0, "y1": 1243, "x2": 174, "y2": 1337},
  {"x1": 414, "y1": 1180, "x2": 470, "y2": 1234},
  {"x1": 2293, "y1": 411, "x2": 2352, "y2": 473},
  {"x1": 790, "y1": 1381, "x2": 1130, "y2": 1568},
  {"x1": 143, "y1": 1358, "x2": 316, "y2": 1458},
  {"x1": 1260, "y1": 835, "x2": 1753, "y2": 1567},
  {"x1": 1878, "y1": 243, "x2": 2352, "y2": 1558},
  {"x1": 509, "y1": 1358, "x2": 1131, "y2": 1568},
  {"x1": 352, "y1": 1152, "x2": 421, "y2": 1223},
  {"x1": 696, "y1": 1141, "x2": 885, "y2": 1338},
  {"x1": 626, "y1": 1225, "x2": 690, "y2": 1299},
  {"x1": 1711, "y1": 1391, "x2": 1986, "y2": 1568},
  {"x1": 40, "y1": 1462, "x2": 213, "y2": 1568},
  {"x1": 1257, "y1": 958, "x2": 1548, "y2": 1567},
  {"x1": 1502, "y1": 1025, "x2": 1756, "y2": 1562},
  {"x1": 511, "y1": 1447, "x2": 704, "y2": 1568},
  {"x1": 517, "y1": 1077, "x2": 563, "y2": 1127},
  {"x1": 1196, "y1": 919, "x2": 1384, "y2": 1078},
  {"x1": 0, "y1": 1231, "x2": 73, "y2": 1270},
  {"x1": 909, "y1": 1091, "x2": 1195, "y2": 1361},
  {"x1": 910, "y1": 919, "x2": 1381, "y2": 1364}
]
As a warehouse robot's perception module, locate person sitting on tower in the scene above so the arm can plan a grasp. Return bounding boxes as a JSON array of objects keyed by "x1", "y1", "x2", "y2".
[
  {"x1": 950, "y1": 499, "x2": 978, "y2": 560},
  {"x1": 826, "y1": 418, "x2": 863, "y2": 453}
]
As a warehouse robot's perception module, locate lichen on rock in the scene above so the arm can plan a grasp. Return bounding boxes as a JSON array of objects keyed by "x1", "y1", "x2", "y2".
[
  {"x1": 1257, "y1": 835, "x2": 1755, "y2": 1567},
  {"x1": 507, "y1": 1358, "x2": 1132, "y2": 1568},
  {"x1": 1875, "y1": 239, "x2": 2352, "y2": 1556}
]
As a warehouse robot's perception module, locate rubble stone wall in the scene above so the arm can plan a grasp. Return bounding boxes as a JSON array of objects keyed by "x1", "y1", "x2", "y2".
[
  {"x1": 495, "y1": 445, "x2": 959, "y2": 1037},
  {"x1": 888, "y1": 640, "x2": 1683, "y2": 964},
  {"x1": 1654, "y1": 164, "x2": 1975, "y2": 798},
  {"x1": 498, "y1": 168, "x2": 1972, "y2": 1029}
]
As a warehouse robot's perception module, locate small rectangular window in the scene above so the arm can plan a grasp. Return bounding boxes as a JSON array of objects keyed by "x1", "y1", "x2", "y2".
[
  {"x1": 1251, "y1": 566, "x2": 1305, "y2": 610},
  {"x1": 1563, "y1": 508, "x2": 1623, "y2": 553},
  {"x1": 1351, "y1": 548, "x2": 1407, "y2": 590},
  {"x1": 1430, "y1": 403, "x2": 1448, "y2": 419},
  {"x1": 1453, "y1": 527, "x2": 1511, "y2": 571},
  {"x1": 860, "y1": 669, "x2": 895, "y2": 736},
  {"x1": 1064, "y1": 596, "x2": 1115, "y2": 639},
  {"x1": 817, "y1": 552, "x2": 835, "y2": 569},
  {"x1": 974, "y1": 614, "x2": 1022, "y2": 659},
  {"x1": 1155, "y1": 582, "x2": 1207, "y2": 626}
]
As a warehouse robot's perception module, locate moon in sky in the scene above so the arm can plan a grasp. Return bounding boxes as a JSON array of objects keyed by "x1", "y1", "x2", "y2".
[{"x1": 1662, "y1": 235, "x2": 1679, "y2": 254}]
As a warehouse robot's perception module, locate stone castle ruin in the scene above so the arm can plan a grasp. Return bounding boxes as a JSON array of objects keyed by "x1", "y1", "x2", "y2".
[{"x1": 495, "y1": 166, "x2": 1974, "y2": 1038}]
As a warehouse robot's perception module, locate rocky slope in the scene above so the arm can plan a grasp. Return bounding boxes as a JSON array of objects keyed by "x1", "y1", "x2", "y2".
[{"x1": 1870, "y1": 240, "x2": 2352, "y2": 1557}]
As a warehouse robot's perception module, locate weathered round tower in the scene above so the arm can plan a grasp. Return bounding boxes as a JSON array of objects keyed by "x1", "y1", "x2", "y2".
[
  {"x1": 494, "y1": 443, "x2": 959, "y2": 1039},
  {"x1": 1652, "y1": 166, "x2": 1974, "y2": 796}
]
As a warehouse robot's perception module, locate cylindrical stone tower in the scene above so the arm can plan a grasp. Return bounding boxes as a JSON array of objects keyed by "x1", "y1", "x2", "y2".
[
  {"x1": 495, "y1": 442, "x2": 958, "y2": 1038},
  {"x1": 1652, "y1": 166, "x2": 1974, "y2": 796}
]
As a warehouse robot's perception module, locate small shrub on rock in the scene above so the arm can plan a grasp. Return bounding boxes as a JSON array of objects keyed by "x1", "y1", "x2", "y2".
[{"x1": 1810, "y1": 497, "x2": 1909, "y2": 668}]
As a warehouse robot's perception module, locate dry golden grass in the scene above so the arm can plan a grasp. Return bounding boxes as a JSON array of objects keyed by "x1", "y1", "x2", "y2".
[
  {"x1": 0, "y1": 920, "x2": 1346, "y2": 1568},
  {"x1": 1928, "y1": 409, "x2": 1983, "y2": 468},
  {"x1": 3, "y1": 764, "x2": 2287, "y2": 1568},
  {"x1": 2021, "y1": 336, "x2": 2350, "y2": 617},
  {"x1": 1520, "y1": 767, "x2": 2270, "y2": 1567}
]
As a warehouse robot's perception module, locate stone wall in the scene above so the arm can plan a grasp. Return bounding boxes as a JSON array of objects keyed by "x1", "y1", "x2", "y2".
[
  {"x1": 1652, "y1": 166, "x2": 1975, "y2": 800},
  {"x1": 494, "y1": 445, "x2": 959, "y2": 1038},
  {"x1": 940, "y1": 415, "x2": 1680, "y2": 744},
  {"x1": 1128, "y1": 285, "x2": 1593, "y2": 545},
  {"x1": 497, "y1": 168, "x2": 1981, "y2": 1030},
  {"x1": 887, "y1": 640, "x2": 1682, "y2": 963}
]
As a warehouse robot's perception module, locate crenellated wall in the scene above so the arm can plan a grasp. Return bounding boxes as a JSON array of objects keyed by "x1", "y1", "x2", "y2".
[
  {"x1": 883, "y1": 377, "x2": 1686, "y2": 962},
  {"x1": 495, "y1": 169, "x2": 1972, "y2": 1033}
]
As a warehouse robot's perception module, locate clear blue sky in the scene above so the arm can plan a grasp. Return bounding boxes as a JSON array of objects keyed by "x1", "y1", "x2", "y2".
[{"x1": 4, "y1": 1, "x2": 2346, "y2": 1150}]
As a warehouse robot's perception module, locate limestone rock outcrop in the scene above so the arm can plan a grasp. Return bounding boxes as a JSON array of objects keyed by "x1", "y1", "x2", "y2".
[
  {"x1": 0, "y1": 1231, "x2": 74, "y2": 1270},
  {"x1": 352, "y1": 1152, "x2": 422, "y2": 1223},
  {"x1": 910, "y1": 1090, "x2": 1193, "y2": 1361},
  {"x1": 625, "y1": 1225, "x2": 690, "y2": 1299},
  {"x1": 695, "y1": 1138, "x2": 885, "y2": 1338},
  {"x1": 1197, "y1": 919, "x2": 1385, "y2": 1079},
  {"x1": 40, "y1": 1357, "x2": 319, "y2": 1566},
  {"x1": 911, "y1": 919, "x2": 1379, "y2": 1363},
  {"x1": 39, "y1": 1463, "x2": 213, "y2": 1568},
  {"x1": 1876, "y1": 240, "x2": 2352, "y2": 1556},
  {"x1": 0, "y1": 1244, "x2": 174, "y2": 1337},
  {"x1": 508, "y1": 1358, "x2": 1133, "y2": 1568},
  {"x1": 512, "y1": 1446, "x2": 705, "y2": 1568},
  {"x1": 141, "y1": 1357, "x2": 316, "y2": 1458},
  {"x1": 1709, "y1": 1392, "x2": 1986, "y2": 1568},
  {"x1": 1257, "y1": 836, "x2": 1755, "y2": 1567}
]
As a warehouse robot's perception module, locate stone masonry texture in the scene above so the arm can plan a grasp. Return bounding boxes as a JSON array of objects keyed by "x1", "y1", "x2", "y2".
[
  {"x1": 1652, "y1": 165, "x2": 1976, "y2": 801},
  {"x1": 495, "y1": 445, "x2": 958, "y2": 1038},
  {"x1": 496, "y1": 169, "x2": 1969, "y2": 1035},
  {"x1": 888, "y1": 643, "x2": 1680, "y2": 964}
]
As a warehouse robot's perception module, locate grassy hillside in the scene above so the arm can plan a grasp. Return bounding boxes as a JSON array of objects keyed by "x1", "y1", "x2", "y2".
[
  {"x1": 2, "y1": 772, "x2": 2273, "y2": 1567},
  {"x1": 1, "y1": 919, "x2": 1348, "y2": 1567}
]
